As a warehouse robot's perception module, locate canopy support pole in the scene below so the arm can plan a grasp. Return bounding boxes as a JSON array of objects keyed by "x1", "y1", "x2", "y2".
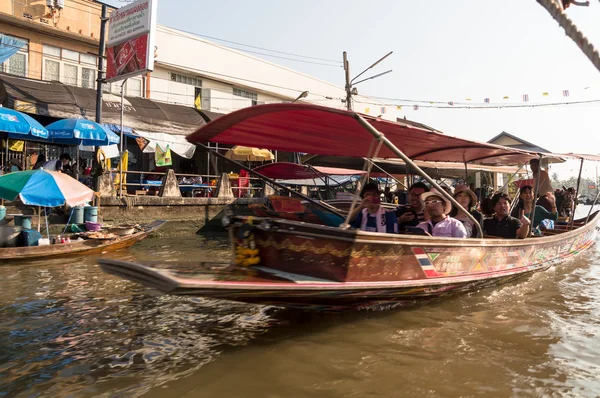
[
  {"x1": 353, "y1": 114, "x2": 484, "y2": 238},
  {"x1": 530, "y1": 154, "x2": 543, "y2": 236},
  {"x1": 38, "y1": 206, "x2": 41, "y2": 233},
  {"x1": 507, "y1": 163, "x2": 528, "y2": 215},
  {"x1": 464, "y1": 162, "x2": 468, "y2": 182},
  {"x1": 570, "y1": 158, "x2": 585, "y2": 229},
  {"x1": 197, "y1": 143, "x2": 346, "y2": 218},
  {"x1": 119, "y1": 78, "x2": 128, "y2": 197},
  {"x1": 76, "y1": 146, "x2": 80, "y2": 181}
]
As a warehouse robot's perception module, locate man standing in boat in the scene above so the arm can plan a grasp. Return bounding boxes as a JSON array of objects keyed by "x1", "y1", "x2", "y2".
[
  {"x1": 483, "y1": 193, "x2": 531, "y2": 239},
  {"x1": 416, "y1": 190, "x2": 467, "y2": 238},
  {"x1": 396, "y1": 182, "x2": 429, "y2": 231},
  {"x1": 349, "y1": 183, "x2": 398, "y2": 233},
  {"x1": 530, "y1": 158, "x2": 554, "y2": 212}
]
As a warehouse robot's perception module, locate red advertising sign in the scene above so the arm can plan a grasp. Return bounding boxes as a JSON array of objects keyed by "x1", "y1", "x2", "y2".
[
  {"x1": 106, "y1": 0, "x2": 156, "y2": 82},
  {"x1": 107, "y1": 34, "x2": 149, "y2": 81}
]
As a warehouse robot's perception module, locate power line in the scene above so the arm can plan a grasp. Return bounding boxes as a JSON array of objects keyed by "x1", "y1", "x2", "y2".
[{"x1": 174, "y1": 28, "x2": 342, "y2": 64}]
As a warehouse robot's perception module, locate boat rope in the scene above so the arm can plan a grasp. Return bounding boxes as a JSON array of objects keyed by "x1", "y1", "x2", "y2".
[{"x1": 536, "y1": 0, "x2": 600, "y2": 73}]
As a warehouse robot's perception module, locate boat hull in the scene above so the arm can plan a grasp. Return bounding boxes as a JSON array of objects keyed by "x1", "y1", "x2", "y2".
[
  {"x1": 0, "y1": 220, "x2": 166, "y2": 262},
  {"x1": 98, "y1": 213, "x2": 599, "y2": 311}
]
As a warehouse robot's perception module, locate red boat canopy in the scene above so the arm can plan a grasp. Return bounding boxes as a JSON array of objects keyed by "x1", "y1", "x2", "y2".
[
  {"x1": 187, "y1": 104, "x2": 538, "y2": 165},
  {"x1": 252, "y1": 162, "x2": 366, "y2": 180}
]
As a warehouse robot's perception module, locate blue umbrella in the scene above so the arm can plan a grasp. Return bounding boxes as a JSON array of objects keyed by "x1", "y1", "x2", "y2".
[
  {"x1": 0, "y1": 107, "x2": 48, "y2": 139},
  {"x1": 46, "y1": 118, "x2": 120, "y2": 146}
]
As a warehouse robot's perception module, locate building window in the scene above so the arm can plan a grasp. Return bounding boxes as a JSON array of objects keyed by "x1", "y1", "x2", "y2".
[
  {"x1": 0, "y1": 34, "x2": 28, "y2": 77},
  {"x1": 42, "y1": 44, "x2": 98, "y2": 89},
  {"x1": 44, "y1": 59, "x2": 60, "y2": 81},
  {"x1": 170, "y1": 72, "x2": 201, "y2": 87},
  {"x1": 233, "y1": 88, "x2": 258, "y2": 105},
  {"x1": 104, "y1": 78, "x2": 143, "y2": 97}
]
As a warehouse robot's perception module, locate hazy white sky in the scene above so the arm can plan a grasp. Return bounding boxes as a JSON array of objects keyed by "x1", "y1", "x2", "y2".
[{"x1": 109, "y1": 0, "x2": 600, "y2": 179}]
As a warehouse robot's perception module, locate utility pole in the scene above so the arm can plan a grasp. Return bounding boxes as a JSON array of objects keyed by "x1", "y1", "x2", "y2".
[
  {"x1": 343, "y1": 51, "x2": 352, "y2": 111},
  {"x1": 342, "y1": 51, "x2": 393, "y2": 113},
  {"x1": 93, "y1": 4, "x2": 108, "y2": 190}
]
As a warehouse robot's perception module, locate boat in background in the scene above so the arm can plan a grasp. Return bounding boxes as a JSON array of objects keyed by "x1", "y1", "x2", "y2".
[
  {"x1": 99, "y1": 104, "x2": 600, "y2": 311},
  {"x1": 0, "y1": 220, "x2": 165, "y2": 262}
]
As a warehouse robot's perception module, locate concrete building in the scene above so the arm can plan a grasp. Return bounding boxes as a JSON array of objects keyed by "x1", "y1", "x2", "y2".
[{"x1": 149, "y1": 25, "x2": 393, "y2": 119}]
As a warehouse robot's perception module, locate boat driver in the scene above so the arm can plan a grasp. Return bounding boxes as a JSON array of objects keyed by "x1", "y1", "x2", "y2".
[
  {"x1": 483, "y1": 193, "x2": 531, "y2": 239},
  {"x1": 416, "y1": 190, "x2": 467, "y2": 238},
  {"x1": 350, "y1": 182, "x2": 398, "y2": 233}
]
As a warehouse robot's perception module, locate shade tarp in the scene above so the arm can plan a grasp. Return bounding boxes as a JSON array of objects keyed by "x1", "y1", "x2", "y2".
[
  {"x1": 187, "y1": 103, "x2": 537, "y2": 166},
  {"x1": 253, "y1": 162, "x2": 366, "y2": 180},
  {"x1": 0, "y1": 73, "x2": 206, "y2": 135},
  {"x1": 224, "y1": 146, "x2": 274, "y2": 161},
  {"x1": 0, "y1": 34, "x2": 26, "y2": 64},
  {"x1": 79, "y1": 144, "x2": 121, "y2": 159},
  {"x1": 277, "y1": 176, "x2": 357, "y2": 187},
  {"x1": 134, "y1": 130, "x2": 196, "y2": 159}
]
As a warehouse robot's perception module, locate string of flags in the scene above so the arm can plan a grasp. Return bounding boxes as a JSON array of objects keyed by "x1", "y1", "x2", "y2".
[{"x1": 362, "y1": 86, "x2": 590, "y2": 113}]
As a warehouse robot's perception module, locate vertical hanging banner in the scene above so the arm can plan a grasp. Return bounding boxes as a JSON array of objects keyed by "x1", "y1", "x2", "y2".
[{"x1": 106, "y1": 0, "x2": 157, "y2": 82}]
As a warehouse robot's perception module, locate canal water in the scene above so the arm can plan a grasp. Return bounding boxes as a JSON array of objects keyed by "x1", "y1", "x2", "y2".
[{"x1": 2, "y1": 208, "x2": 600, "y2": 397}]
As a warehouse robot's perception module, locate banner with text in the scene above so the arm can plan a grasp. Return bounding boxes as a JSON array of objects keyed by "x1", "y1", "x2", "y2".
[{"x1": 106, "y1": 0, "x2": 157, "y2": 82}]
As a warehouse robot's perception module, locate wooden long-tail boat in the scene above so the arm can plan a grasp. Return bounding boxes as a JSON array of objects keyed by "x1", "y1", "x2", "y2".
[
  {"x1": 98, "y1": 104, "x2": 600, "y2": 311},
  {"x1": 1, "y1": 220, "x2": 165, "y2": 262}
]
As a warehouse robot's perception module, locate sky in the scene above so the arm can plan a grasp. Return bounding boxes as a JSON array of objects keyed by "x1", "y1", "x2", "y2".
[{"x1": 107, "y1": 0, "x2": 600, "y2": 180}]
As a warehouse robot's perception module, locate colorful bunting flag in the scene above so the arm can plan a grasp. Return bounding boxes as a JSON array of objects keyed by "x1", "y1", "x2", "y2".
[
  {"x1": 155, "y1": 144, "x2": 172, "y2": 167},
  {"x1": 542, "y1": 92, "x2": 549, "y2": 97},
  {"x1": 466, "y1": 98, "x2": 472, "y2": 101},
  {"x1": 396, "y1": 105, "x2": 402, "y2": 110},
  {"x1": 413, "y1": 105, "x2": 419, "y2": 111},
  {"x1": 484, "y1": 98, "x2": 490, "y2": 103},
  {"x1": 563, "y1": 90, "x2": 570, "y2": 97},
  {"x1": 523, "y1": 94, "x2": 529, "y2": 102},
  {"x1": 447, "y1": 101, "x2": 454, "y2": 106},
  {"x1": 503, "y1": 96, "x2": 509, "y2": 100},
  {"x1": 380, "y1": 107, "x2": 386, "y2": 114},
  {"x1": 365, "y1": 108, "x2": 370, "y2": 114}
]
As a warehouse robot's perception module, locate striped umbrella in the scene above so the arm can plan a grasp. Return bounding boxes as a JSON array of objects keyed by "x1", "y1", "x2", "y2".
[{"x1": 0, "y1": 169, "x2": 94, "y2": 207}]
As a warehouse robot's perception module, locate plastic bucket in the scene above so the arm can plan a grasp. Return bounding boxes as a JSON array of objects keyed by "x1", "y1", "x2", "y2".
[
  {"x1": 84, "y1": 206, "x2": 98, "y2": 223},
  {"x1": 71, "y1": 206, "x2": 84, "y2": 224},
  {"x1": 0, "y1": 206, "x2": 6, "y2": 221},
  {"x1": 14, "y1": 215, "x2": 32, "y2": 230}
]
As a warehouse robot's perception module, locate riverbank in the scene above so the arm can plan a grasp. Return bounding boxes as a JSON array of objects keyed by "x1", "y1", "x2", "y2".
[{"x1": 3, "y1": 197, "x2": 263, "y2": 238}]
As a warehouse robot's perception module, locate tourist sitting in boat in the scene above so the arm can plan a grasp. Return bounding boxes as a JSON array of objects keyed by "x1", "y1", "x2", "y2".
[
  {"x1": 416, "y1": 190, "x2": 467, "y2": 238},
  {"x1": 449, "y1": 187, "x2": 483, "y2": 238},
  {"x1": 396, "y1": 182, "x2": 429, "y2": 231},
  {"x1": 483, "y1": 193, "x2": 530, "y2": 239},
  {"x1": 350, "y1": 183, "x2": 398, "y2": 233},
  {"x1": 510, "y1": 185, "x2": 558, "y2": 235}
]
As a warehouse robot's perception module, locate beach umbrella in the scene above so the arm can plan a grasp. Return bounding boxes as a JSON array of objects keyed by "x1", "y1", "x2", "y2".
[
  {"x1": 0, "y1": 169, "x2": 94, "y2": 207},
  {"x1": 224, "y1": 146, "x2": 274, "y2": 162},
  {"x1": 46, "y1": 118, "x2": 120, "y2": 146},
  {"x1": 0, "y1": 107, "x2": 49, "y2": 139}
]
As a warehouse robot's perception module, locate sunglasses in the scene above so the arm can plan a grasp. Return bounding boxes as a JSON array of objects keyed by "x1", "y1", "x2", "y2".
[{"x1": 424, "y1": 199, "x2": 444, "y2": 206}]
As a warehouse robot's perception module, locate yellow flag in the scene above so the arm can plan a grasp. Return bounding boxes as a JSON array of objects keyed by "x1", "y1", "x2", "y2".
[
  {"x1": 365, "y1": 108, "x2": 370, "y2": 114},
  {"x1": 503, "y1": 96, "x2": 509, "y2": 100},
  {"x1": 3, "y1": 140, "x2": 24, "y2": 152},
  {"x1": 466, "y1": 98, "x2": 472, "y2": 101},
  {"x1": 542, "y1": 92, "x2": 549, "y2": 97},
  {"x1": 396, "y1": 105, "x2": 402, "y2": 110}
]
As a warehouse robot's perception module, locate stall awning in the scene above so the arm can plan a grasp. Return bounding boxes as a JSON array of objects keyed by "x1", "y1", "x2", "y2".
[
  {"x1": 0, "y1": 73, "x2": 206, "y2": 135},
  {"x1": 132, "y1": 130, "x2": 196, "y2": 159}
]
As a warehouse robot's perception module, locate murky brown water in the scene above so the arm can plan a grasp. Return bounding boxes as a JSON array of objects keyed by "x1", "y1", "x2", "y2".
[{"x1": 2, "y1": 209, "x2": 600, "y2": 397}]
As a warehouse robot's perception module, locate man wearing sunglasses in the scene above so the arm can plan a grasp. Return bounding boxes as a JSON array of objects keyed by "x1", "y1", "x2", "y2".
[{"x1": 416, "y1": 190, "x2": 467, "y2": 238}]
